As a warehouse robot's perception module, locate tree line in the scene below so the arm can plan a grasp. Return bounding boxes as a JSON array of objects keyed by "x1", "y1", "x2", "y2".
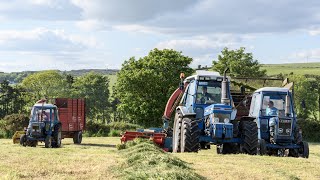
[{"x1": 0, "y1": 47, "x2": 319, "y2": 140}]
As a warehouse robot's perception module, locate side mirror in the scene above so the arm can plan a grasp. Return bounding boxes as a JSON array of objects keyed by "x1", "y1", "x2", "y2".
[{"x1": 179, "y1": 82, "x2": 184, "y2": 90}]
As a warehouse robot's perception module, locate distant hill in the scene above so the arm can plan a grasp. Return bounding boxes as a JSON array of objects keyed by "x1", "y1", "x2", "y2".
[
  {"x1": 261, "y1": 62, "x2": 320, "y2": 76},
  {"x1": 0, "y1": 69, "x2": 119, "y2": 84}
]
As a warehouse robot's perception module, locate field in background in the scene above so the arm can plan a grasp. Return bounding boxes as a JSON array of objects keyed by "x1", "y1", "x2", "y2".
[
  {"x1": 262, "y1": 62, "x2": 320, "y2": 76},
  {"x1": 1, "y1": 137, "x2": 320, "y2": 179}
]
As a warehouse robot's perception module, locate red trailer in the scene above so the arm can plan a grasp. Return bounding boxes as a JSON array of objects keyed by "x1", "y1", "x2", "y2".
[{"x1": 54, "y1": 98, "x2": 86, "y2": 144}]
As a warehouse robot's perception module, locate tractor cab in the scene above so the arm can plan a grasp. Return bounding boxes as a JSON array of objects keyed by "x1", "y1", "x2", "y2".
[
  {"x1": 250, "y1": 87, "x2": 308, "y2": 157},
  {"x1": 179, "y1": 70, "x2": 234, "y2": 119}
]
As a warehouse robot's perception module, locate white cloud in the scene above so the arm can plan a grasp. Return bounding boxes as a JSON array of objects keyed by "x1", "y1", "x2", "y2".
[
  {"x1": 287, "y1": 48, "x2": 320, "y2": 63},
  {"x1": 0, "y1": 28, "x2": 98, "y2": 51}
]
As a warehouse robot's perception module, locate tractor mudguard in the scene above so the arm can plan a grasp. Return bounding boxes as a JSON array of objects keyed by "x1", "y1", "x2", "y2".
[{"x1": 176, "y1": 106, "x2": 196, "y2": 118}]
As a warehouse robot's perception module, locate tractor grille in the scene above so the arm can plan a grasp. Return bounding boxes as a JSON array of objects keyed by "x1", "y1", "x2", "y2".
[{"x1": 278, "y1": 118, "x2": 292, "y2": 136}]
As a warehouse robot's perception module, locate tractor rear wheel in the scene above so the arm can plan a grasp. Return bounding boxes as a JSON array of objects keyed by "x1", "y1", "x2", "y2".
[
  {"x1": 20, "y1": 134, "x2": 27, "y2": 147},
  {"x1": 240, "y1": 121, "x2": 258, "y2": 155},
  {"x1": 73, "y1": 131, "x2": 82, "y2": 144},
  {"x1": 259, "y1": 139, "x2": 267, "y2": 155},
  {"x1": 45, "y1": 135, "x2": 52, "y2": 148},
  {"x1": 52, "y1": 124, "x2": 62, "y2": 148},
  {"x1": 180, "y1": 117, "x2": 200, "y2": 153},
  {"x1": 172, "y1": 111, "x2": 182, "y2": 153}
]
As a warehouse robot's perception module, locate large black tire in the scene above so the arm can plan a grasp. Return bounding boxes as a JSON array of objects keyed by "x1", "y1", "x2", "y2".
[
  {"x1": 20, "y1": 134, "x2": 27, "y2": 147},
  {"x1": 240, "y1": 121, "x2": 258, "y2": 155},
  {"x1": 180, "y1": 117, "x2": 200, "y2": 153},
  {"x1": 45, "y1": 135, "x2": 52, "y2": 148},
  {"x1": 52, "y1": 124, "x2": 62, "y2": 148},
  {"x1": 172, "y1": 111, "x2": 182, "y2": 153},
  {"x1": 299, "y1": 141, "x2": 309, "y2": 158},
  {"x1": 259, "y1": 139, "x2": 267, "y2": 155},
  {"x1": 73, "y1": 131, "x2": 82, "y2": 144}
]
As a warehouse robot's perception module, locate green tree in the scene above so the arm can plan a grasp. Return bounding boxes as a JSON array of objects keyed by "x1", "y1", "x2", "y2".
[
  {"x1": 290, "y1": 75, "x2": 319, "y2": 120},
  {"x1": 212, "y1": 47, "x2": 267, "y2": 77},
  {"x1": 115, "y1": 48, "x2": 194, "y2": 127},
  {"x1": 21, "y1": 70, "x2": 70, "y2": 103},
  {"x1": 72, "y1": 72, "x2": 110, "y2": 122}
]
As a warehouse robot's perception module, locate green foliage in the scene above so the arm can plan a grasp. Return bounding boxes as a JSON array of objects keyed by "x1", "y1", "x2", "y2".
[
  {"x1": 297, "y1": 119, "x2": 320, "y2": 142},
  {"x1": 108, "y1": 129, "x2": 121, "y2": 137},
  {"x1": 289, "y1": 75, "x2": 319, "y2": 120},
  {"x1": 72, "y1": 72, "x2": 110, "y2": 122},
  {"x1": 115, "y1": 140, "x2": 204, "y2": 180},
  {"x1": 22, "y1": 70, "x2": 70, "y2": 102},
  {"x1": 0, "y1": 114, "x2": 29, "y2": 138},
  {"x1": 212, "y1": 47, "x2": 266, "y2": 77},
  {"x1": 84, "y1": 121, "x2": 141, "y2": 137},
  {"x1": 0, "y1": 80, "x2": 27, "y2": 118},
  {"x1": 115, "y1": 48, "x2": 194, "y2": 127}
]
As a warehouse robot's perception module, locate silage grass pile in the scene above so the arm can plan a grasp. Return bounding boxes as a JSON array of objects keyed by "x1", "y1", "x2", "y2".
[{"x1": 115, "y1": 139, "x2": 205, "y2": 180}]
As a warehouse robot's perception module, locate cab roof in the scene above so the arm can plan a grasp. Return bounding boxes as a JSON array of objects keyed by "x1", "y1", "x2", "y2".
[
  {"x1": 184, "y1": 70, "x2": 230, "y2": 82},
  {"x1": 255, "y1": 87, "x2": 290, "y2": 93},
  {"x1": 33, "y1": 103, "x2": 57, "y2": 109}
]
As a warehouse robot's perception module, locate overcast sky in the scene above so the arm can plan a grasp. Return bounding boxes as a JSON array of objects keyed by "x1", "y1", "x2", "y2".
[{"x1": 0, "y1": 0, "x2": 320, "y2": 72}]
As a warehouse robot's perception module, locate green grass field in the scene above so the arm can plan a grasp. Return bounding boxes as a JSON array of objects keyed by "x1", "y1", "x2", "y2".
[
  {"x1": 262, "y1": 62, "x2": 320, "y2": 76},
  {"x1": 1, "y1": 137, "x2": 320, "y2": 179}
]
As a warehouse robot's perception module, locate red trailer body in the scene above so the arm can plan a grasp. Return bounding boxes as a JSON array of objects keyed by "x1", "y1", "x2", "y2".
[{"x1": 54, "y1": 98, "x2": 85, "y2": 144}]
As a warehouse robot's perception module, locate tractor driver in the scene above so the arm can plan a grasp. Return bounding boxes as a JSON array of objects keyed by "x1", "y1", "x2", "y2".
[
  {"x1": 41, "y1": 110, "x2": 49, "y2": 121},
  {"x1": 200, "y1": 86, "x2": 214, "y2": 104},
  {"x1": 266, "y1": 101, "x2": 278, "y2": 116}
]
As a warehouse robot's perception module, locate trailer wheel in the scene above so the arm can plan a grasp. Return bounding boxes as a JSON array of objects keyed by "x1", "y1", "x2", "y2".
[
  {"x1": 299, "y1": 141, "x2": 309, "y2": 158},
  {"x1": 180, "y1": 117, "x2": 200, "y2": 153},
  {"x1": 240, "y1": 121, "x2": 258, "y2": 155},
  {"x1": 73, "y1": 131, "x2": 82, "y2": 144},
  {"x1": 45, "y1": 135, "x2": 52, "y2": 148},
  {"x1": 52, "y1": 124, "x2": 62, "y2": 148},
  {"x1": 259, "y1": 139, "x2": 267, "y2": 155},
  {"x1": 172, "y1": 111, "x2": 182, "y2": 153},
  {"x1": 20, "y1": 134, "x2": 27, "y2": 147}
]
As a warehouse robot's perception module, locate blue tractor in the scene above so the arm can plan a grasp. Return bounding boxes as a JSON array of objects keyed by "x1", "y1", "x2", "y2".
[
  {"x1": 171, "y1": 69, "x2": 258, "y2": 154},
  {"x1": 20, "y1": 100, "x2": 62, "y2": 148},
  {"x1": 248, "y1": 87, "x2": 309, "y2": 158}
]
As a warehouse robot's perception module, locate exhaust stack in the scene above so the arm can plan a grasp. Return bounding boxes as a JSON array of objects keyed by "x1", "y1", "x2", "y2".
[{"x1": 221, "y1": 68, "x2": 230, "y2": 105}]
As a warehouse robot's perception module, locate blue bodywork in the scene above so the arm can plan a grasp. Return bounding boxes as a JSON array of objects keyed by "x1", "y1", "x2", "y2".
[
  {"x1": 250, "y1": 89, "x2": 302, "y2": 150},
  {"x1": 177, "y1": 78, "x2": 241, "y2": 145}
]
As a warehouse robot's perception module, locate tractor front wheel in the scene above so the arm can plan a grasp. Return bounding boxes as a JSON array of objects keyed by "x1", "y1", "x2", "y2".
[
  {"x1": 259, "y1": 139, "x2": 267, "y2": 155},
  {"x1": 45, "y1": 135, "x2": 52, "y2": 148},
  {"x1": 172, "y1": 111, "x2": 182, "y2": 153},
  {"x1": 299, "y1": 141, "x2": 309, "y2": 158},
  {"x1": 240, "y1": 121, "x2": 258, "y2": 155},
  {"x1": 180, "y1": 117, "x2": 200, "y2": 153},
  {"x1": 20, "y1": 134, "x2": 27, "y2": 147},
  {"x1": 52, "y1": 124, "x2": 62, "y2": 148}
]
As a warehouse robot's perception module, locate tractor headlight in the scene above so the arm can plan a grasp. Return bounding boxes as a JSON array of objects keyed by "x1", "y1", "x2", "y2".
[
  {"x1": 278, "y1": 128, "x2": 283, "y2": 133},
  {"x1": 224, "y1": 118, "x2": 230, "y2": 123},
  {"x1": 214, "y1": 117, "x2": 219, "y2": 123}
]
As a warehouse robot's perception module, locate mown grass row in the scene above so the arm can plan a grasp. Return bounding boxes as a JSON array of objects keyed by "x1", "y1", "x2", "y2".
[{"x1": 115, "y1": 139, "x2": 205, "y2": 180}]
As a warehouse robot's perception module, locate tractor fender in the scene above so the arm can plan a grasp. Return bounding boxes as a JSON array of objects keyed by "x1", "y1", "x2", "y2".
[{"x1": 176, "y1": 106, "x2": 196, "y2": 119}]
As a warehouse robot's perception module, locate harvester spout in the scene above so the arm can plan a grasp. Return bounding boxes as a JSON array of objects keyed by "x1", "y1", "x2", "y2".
[{"x1": 221, "y1": 68, "x2": 230, "y2": 105}]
